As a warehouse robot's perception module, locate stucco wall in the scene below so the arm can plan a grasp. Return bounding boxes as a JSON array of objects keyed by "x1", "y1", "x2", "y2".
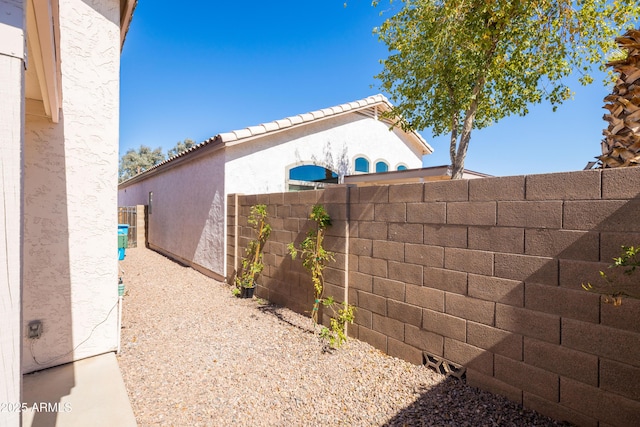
[
  {"x1": 0, "y1": 0, "x2": 25, "y2": 421},
  {"x1": 22, "y1": 0, "x2": 121, "y2": 374},
  {"x1": 225, "y1": 113, "x2": 424, "y2": 195},
  {"x1": 228, "y1": 167, "x2": 640, "y2": 427}
]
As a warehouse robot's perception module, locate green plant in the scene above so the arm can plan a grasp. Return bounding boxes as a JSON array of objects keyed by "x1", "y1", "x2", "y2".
[
  {"x1": 234, "y1": 204, "x2": 271, "y2": 292},
  {"x1": 288, "y1": 204, "x2": 355, "y2": 349},
  {"x1": 583, "y1": 245, "x2": 640, "y2": 306}
]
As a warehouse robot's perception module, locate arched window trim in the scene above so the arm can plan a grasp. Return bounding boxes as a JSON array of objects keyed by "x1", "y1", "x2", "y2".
[
  {"x1": 374, "y1": 159, "x2": 389, "y2": 173},
  {"x1": 285, "y1": 161, "x2": 339, "y2": 191},
  {"x1": 396, "y1": 164, "x2": 408, "y2": 171},
  {"x1": 353, "y1": 155, "x2": 371, "y2": 174}
]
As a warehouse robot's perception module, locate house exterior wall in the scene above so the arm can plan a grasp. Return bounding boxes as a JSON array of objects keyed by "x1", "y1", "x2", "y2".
[
  {"x1": 119, "y1": 151, "x2": 227, "y2": 278},
  {"x1": 0, "y1": 0, "x2": 25, "y2": 422},
  {"x1": 225, "y1": 113, "x2": 424, "y2": 195},
  {"x1": 228, "y1": 167, "x2": 640, "y2": 427},
  {"x1": 118, "y1": 112, "x2": 424, "y2": 279},
  {"x1": 22, "y1": 0, "x2": 121, "y2": 374}
]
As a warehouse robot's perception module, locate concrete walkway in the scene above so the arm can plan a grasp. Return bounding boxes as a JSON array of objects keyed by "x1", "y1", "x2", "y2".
[{"x1": 22, "y1": 352, "x2": 136, "y2": 427}]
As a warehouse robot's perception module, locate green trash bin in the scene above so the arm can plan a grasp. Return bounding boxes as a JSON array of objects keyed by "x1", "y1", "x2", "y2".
[{"x1": 118, "y1": 224, "x2": 129, "y2": 260}]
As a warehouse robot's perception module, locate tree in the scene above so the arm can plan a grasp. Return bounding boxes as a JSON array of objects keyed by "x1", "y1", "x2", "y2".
[
  {"x1": 374, "y1": 0, "x2": 640, "y2": 179},
  {"x1": 119, "y1": 145, "x2": 165, "y2": 182},
  {"x1": 599, "y1": 29, "x2": 640, "y2": 168},
  {"x1": 167, "y1": 138, "x2": 197, "y2": 158}
]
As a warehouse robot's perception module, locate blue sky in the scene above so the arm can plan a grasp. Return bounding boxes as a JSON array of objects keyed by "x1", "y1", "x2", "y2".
[{"x1": 120, "y1": 1, "x2": 617, "y2": 177}]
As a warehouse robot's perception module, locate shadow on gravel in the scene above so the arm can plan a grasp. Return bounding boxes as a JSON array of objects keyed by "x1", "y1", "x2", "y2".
[
  {"x1": 382, "y1": 377, "x2": 573, "y2": 427},
  {"x1": 257, "y1": 303, "x2": 316, "y2": 335}
]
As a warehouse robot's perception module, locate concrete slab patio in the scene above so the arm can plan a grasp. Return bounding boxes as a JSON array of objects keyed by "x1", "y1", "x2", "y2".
[{"x1": 22, "y1": 352, "x2": 136, "y2": 427}]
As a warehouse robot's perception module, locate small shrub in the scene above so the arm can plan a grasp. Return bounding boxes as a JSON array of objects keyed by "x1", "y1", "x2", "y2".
[
  {"x1": 234, "y1": 204, "x2": 271, "y2": 293},
  {"x1": 583, "y1": 245, "x2": 640, "y2": 305}
]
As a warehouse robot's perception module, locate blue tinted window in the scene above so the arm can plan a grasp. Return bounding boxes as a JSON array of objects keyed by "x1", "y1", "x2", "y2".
[
  {"x1": 289, "y1": 165, "x2": 338, "y2": 182},
  {"x1": 355, "y1": 157, "x2": 369, "y2": 173},
  {"x1": 397, "y1": 165, "x2": 408, "y2": 171},
  {"x1": 375, "y1": 161, "x2": 389, "y2": 173}
]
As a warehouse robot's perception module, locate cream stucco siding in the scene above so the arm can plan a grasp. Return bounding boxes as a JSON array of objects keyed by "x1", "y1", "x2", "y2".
[
  {"x1": 22, "y1": 0, "x2": 121, "y2": 373},
  {"x1": 0, "y1": 0, "x2": 25, "y2": 420},
  {"x1": 225, "y1": 114, "x2": 423, "y2": 195}
]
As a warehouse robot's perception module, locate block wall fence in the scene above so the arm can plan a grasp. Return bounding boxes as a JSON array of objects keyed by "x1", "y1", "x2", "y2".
[{"x1": 226, "y1": 167, "x2": 640, "y2": 427}]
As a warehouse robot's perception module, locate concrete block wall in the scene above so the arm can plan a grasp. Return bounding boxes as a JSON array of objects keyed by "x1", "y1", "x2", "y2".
[{"x1": 228, "y1": 167, "x2": 640, "y2": 427}]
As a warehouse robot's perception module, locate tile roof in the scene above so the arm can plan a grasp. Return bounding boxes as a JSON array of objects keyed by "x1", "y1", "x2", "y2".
[{"x1": 120, "y1": 94, "x2": 432, "y2": 185}]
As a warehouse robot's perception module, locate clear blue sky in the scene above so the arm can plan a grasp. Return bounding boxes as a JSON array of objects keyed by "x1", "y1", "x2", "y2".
[{"x1": 120, "y1": 1, "x2": 617, "y2": 177}]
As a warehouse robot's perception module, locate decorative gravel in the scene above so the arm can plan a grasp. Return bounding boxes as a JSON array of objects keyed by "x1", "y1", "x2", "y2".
[{"x1": 117, "y1": 247, "x2": 569, "y2": 426}]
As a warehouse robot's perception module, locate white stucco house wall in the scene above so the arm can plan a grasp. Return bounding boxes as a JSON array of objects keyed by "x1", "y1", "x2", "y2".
[
  {"x1": 0, "y1": 0, "x2": 135, "y2": 424},
  {"x1": 118, "y1": 95, "x2": 433, "y2": 280}
]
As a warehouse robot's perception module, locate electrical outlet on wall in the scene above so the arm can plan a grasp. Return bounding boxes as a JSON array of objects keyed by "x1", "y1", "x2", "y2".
[{"x1": 28, "y1": 320, "x2": 43, "y2": 339}]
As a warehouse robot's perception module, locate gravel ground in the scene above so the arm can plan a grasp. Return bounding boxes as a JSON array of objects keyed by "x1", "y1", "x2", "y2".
[{"x1": 117, "y1": 247, "x2": 569, "y2": 427}]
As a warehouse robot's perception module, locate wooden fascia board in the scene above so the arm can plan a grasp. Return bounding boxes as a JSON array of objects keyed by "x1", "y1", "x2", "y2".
[
  {"x1": 120, "y1": 0, "x2": 136, "y2": 50},
  {"x1": 27, "y1": 0, "x2": 60, "y2": 123}
]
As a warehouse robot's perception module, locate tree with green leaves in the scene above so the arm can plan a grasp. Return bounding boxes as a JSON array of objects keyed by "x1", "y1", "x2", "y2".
[
  {"x1": 167, "y1": 138, "x2": 197, "y2": 158},
  {"x1": 374, "y1": 0, "x2": 640, "y2": 179},
  {"x1": 118, "y1": 145, "x2": 165, "y2": 182}
]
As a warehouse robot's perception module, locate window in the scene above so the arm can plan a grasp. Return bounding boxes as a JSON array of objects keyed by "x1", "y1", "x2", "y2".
[
  {"x1": 354, "y1": 157, "x2": 369, "y2": 173},
  {"x1": 375, "y1": 161, "x2": 389, "y2": 173},
  {"x1": 287, "y1": 164, "x2": 338, "y2": 191},
  {"x1": 397, "y1": 165, "x2": 408, "y2": 171}
]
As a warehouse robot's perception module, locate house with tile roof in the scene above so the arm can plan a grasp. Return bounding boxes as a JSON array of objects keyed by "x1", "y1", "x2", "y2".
[
  {"x1": 118, "y1": 94, "x2": 433, "y2": 279},
  {"x1": 1, "y1": 1, "x2": 137, "y2": 424}
]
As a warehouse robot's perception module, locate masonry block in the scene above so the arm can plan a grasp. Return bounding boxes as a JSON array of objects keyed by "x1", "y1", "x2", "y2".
[
  {"x1": 523, "y1": 392, "x2": 598, "y2": 427},
  {"x1": 468, "y1": 274, "x2": 524, "y2": 307},
  {"x1": 372, "y1": 240, "x2": 404, "y2": 262},
  {"x1": 357, "y1": 185, "x2": 389, "y2": 204},
  {"x1": 445, "y1": 293, "x2": 495, "y2": 326},
  {"x1": 468, "y1": 226, "x2": 524, "y2": 254},
  {"x1": 523, "y1": 337, "x2": 598, "y2": 386},
  {"x1": 466, "y1": 369, "x2": 523, "y2": 404},
  {"x1": 599, "y1": 358, "x2": 640, "y2": 401},
  {"x1": 374, "y1": 203, "x2": 406, "y2": 222},
  {"x1": 601, "y1": 297, "x2": 640, "y2": 334},
  {"x1": 349, "y1": 271, "x2": 372, "y2": 292},
  {"x1": 404, "y1": 244, "x2": 444, "y2": 268},
  {"x1": 600, "y1": 231, "x2": 640, "y2": 264},
  {"x1": 387, "y1": 300, "x2": 422, "y2": 327},
  {"x1": 348, "y1": 322, "x2": 359, "y2": 339},
  {"x1": 358, "y1": 291, "x2": 387, "y2": 315},
  {"x1": 467, "y1": 321, "x2": 522, "y2": 361},
  {"x1": 564, "y1": 199, "x2": 640, "y2": 232},
  {"x1": 297, "y1": 189, "x2": 322, "y2": 204},
  {"x1": 444, "y1": 338, "x2": 494, "y2": 375},
  {"x1": 496, "y1": 304, "x2": 560, "y2": 344},
  {"x1": 562, "y1": 318, "x2": 640, "y2": 367},
  {"x1": 525, "y1": 282, "x2": 599, "y2": 323},
  {"x1": 469, "y1": 175, "x2": 526, "y2": 201},
  {"x1": 404, "y1": 324, "x2": 444, "y2": 356},
  {"x1": 423, "y1": 267, "x2": 468, "y2": 295},
  {"x1": 389, "y1": 183, "x2": 424, "y2": 202},
  {"x1": 358, "y1": 221, "x2": 388, "y2": 240},
  {"x1": 602, "y1": 165, "x2": 640, "y2": 199},
  {"x1": 423, "y1": 224, "x2": 467, "y2": 248},
  {"x1": 424, "y1": 179, "x2": 468, "y2": 202},
  {"x1": 388, "y1": 223, "x2": 423, "y2": 244},
  {"x1": 354, "y1": 307, "x2": 372, "y2": 329},
  {"x1": 444, "y1": 248, "x2": 494, "y2": 276},
  {"x1": 422, "y1": 309, "x2": 466, "y2": 341},
  {"x1": 494, "y1": 354, "x2": 559, "y2": 402},
  {"x1": 350, "y1": 238, "x2": 373, "y2": 257},
  {"x1": 373, "y1": 313, "x2": 405, "y2": 341},
  {"x1": 357, "y1": 256, "x2": 387, "y2": 277},
  {"x1": 406, "y1": 202, "x2": 446, "y2": 224},
  {"x1": 494, "y1": 253, "x2": 557, "y2": 285},
  {"x1": 560, "y1": 376, "x2": 640, "y2": 427},
  {"x1": 405, "y1": 284, "x2": 444, "y2": 312},
  {"x1": 373, "y1": 276, "x2": 405, "y2": 301},
  {"x1": 350, "y1": 203, "x2": 374, "y2": 222},
  {"x1": 358, "y1": 326, "x2": 388, "y2": 353},
  {"x1": 276, "y1": 204, "x2": 292, "y2": 219},
  {"x1": 525, "y1": 229, "x2": 599, "y2": 261},
  {"x1": 526, "y1": 170, "x2": 601, "y2": 201},
  {"x1": 447, "y1": 201, "x2": 496, "y2": 226},
  {"x1": 389, "y1": 261, "x2": 423, "y2": 286},
  {"x1": 558, "y1": 259, "x2": 610, "y2": 290},
  {"x1": 324, "y1": 267, "x2": 345, "y2": 288},
  {"x1": 500, "y1": 201, "x2": 565, "y2": 231},
  {"x1": 388, "y1": 338, "x2": 423, "y2": 365}
]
